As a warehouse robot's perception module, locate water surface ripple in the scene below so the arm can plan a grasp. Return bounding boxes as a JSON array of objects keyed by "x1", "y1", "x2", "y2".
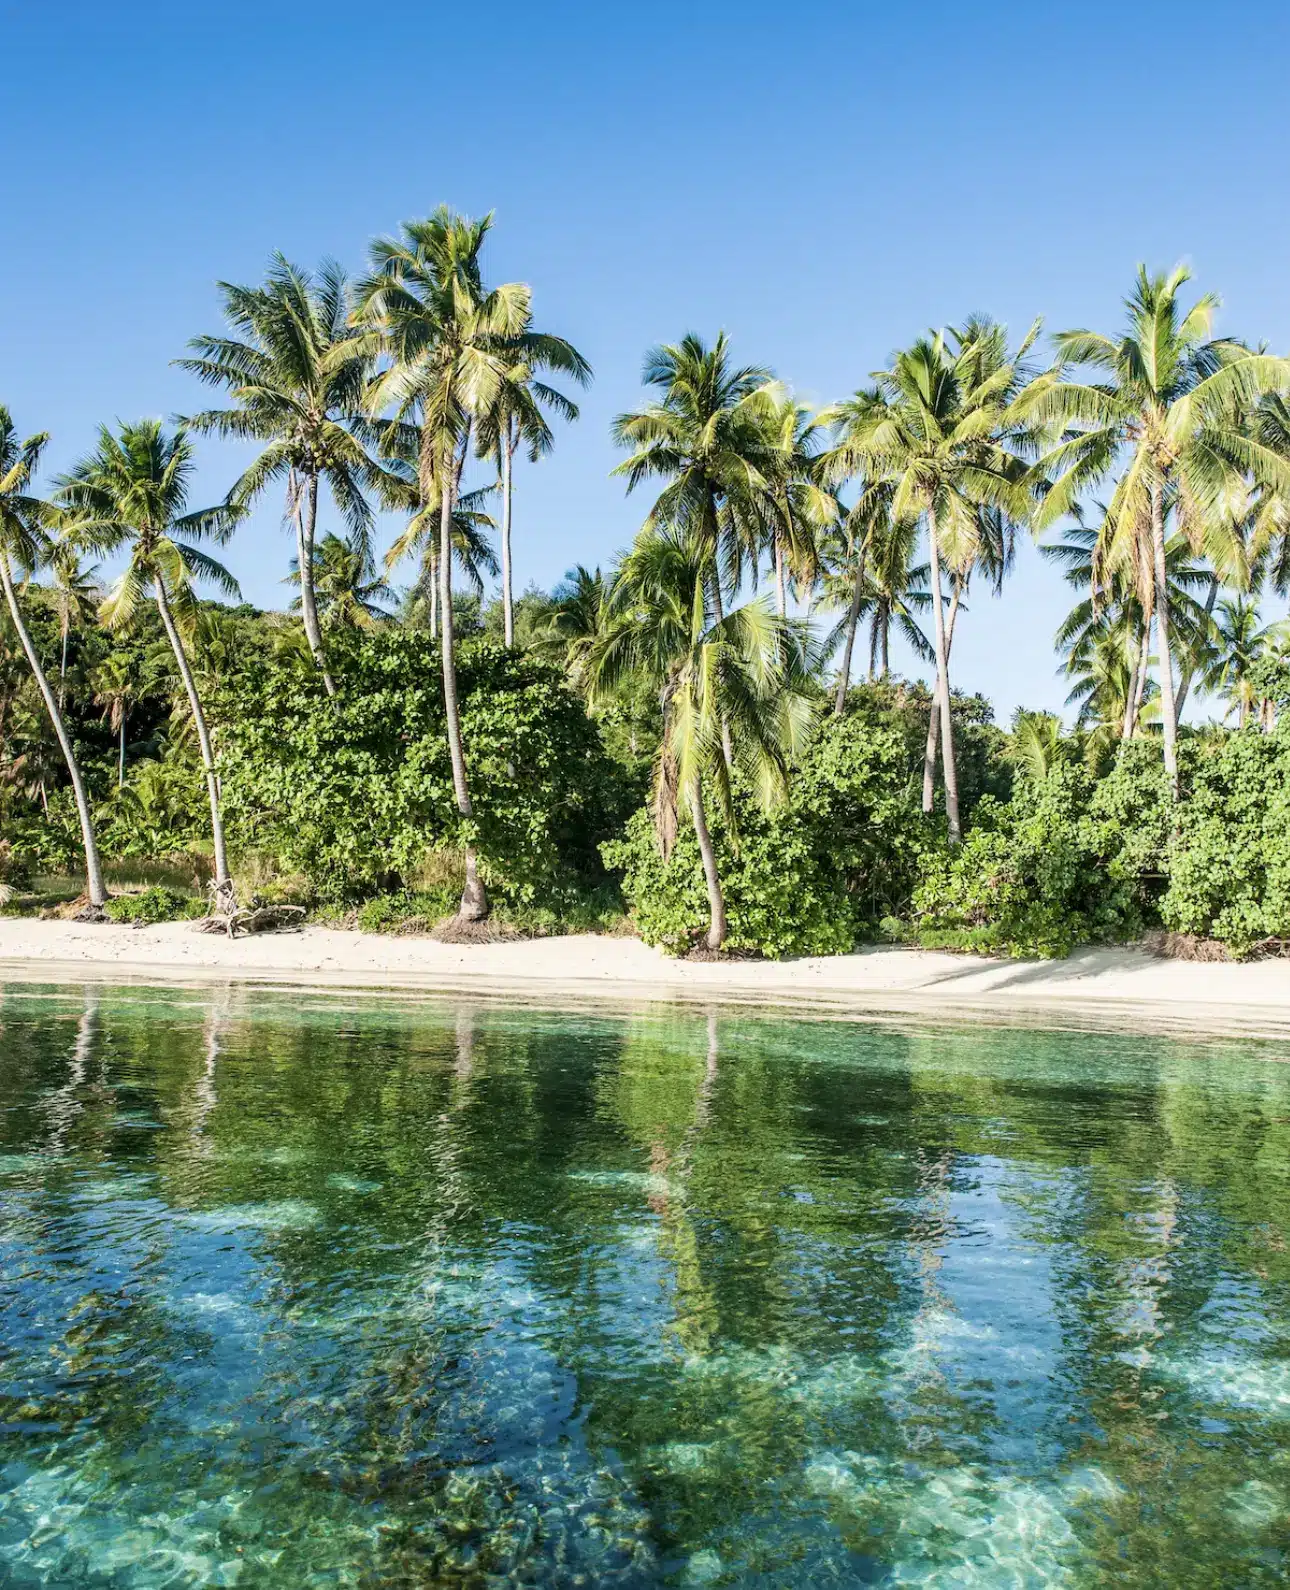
[{"x1": 1, "y1": 984, "x2": 1288, "y2": 1585}]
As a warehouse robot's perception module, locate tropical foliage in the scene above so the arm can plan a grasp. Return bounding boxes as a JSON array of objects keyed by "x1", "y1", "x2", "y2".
[{"x1": 7, "y1": 231, "x2": 1290, "y2": 960}]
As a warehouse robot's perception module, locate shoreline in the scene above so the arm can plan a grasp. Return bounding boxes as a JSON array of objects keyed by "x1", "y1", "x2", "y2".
[{"x1": 2, "y1": 919, "x2": 1290, "y2": 1038}]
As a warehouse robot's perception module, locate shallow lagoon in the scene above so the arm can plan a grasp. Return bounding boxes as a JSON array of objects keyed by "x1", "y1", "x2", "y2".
[{"x1": 1, "y1": 982, "x2": 1289, "y2": 1586}]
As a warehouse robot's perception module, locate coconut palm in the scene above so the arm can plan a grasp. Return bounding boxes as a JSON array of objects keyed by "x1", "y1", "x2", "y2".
[
  {"x1": 1045, "y1": 512, "x2": 1214, "y2": 739},
  {"x1": 1201, "y1": 597, "x2": 1278, "y2": 727},
  {"x1": 355, "y1": 208, "x2": 532, "y2": 924},
  {"x1": 58, "y1": 421, "x2": 242, "y2": 914},
  {"x1": 181, "y1": 256, "x2": 384, "y2": 696},
  {"x1": 612, "y1": 333, "x2": 774, "y2": 622},
  {"x1": 536, "y1": 564, "x2": 610, "y2": 686},
  {"x1": 745, "y1": 386, "x2": 835, "y2": 615},
  {"x1": 378, "y1": 454, "x2": 498, "y2": 639},
  {"x1": 589, "y1": 530, "x2": 817, "y2": 950},
  {"x1": 474, "y1": 317, "x2": 590, "y2": 647},
  {"x1": 0, "y1": 409, "x2": 107, "y2": 912},
  {"x1": 825, "y1": 318, "x2": 1043, "y2": 841},
  {"x1": 90, "y1": 648, "x2": 157, "y2": 788},
  {"x1": 44, "y1": 539, "x2": 99, "y2": 708},
  {"x1": 1023, "y1": 265, "x2": 1290, "y2": 790},
  {"x1": 288, "y1": 532, "x2": 394, "y2": 629}
]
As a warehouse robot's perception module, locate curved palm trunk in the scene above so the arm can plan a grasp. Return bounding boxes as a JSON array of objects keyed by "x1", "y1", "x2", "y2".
[
  {"x1": 774, "y1": 539, "x2": 787, "y2": 618},
  {"x1": 1150, "y1": 483, "x2": 1179, "y2": 792},
  {"x1": 689, "y1": 776, "x2": 727, "y2": 951},
  {"x1": 500, "y1": 430, "x2": 516, "y2": 648},
  {"x1": 833, "y1": 553, "x2": 867, "y2": 716},
  {"x1": 438, "y1": 449, "x2": 486, "y2": 923},
  {"x1": 294, "y1": 470, "x2": 336, "y2": 697},
  {"x1": 154, "y1": 580, "x2": 234, "y2": 914},
  {"x1": 926, "y1": 512, "x2": 961, "y2": 844},
  {"x1": 923, "y1": 576, "x2": 961, "y2": 817},
  {"x1": 1122, "y1": 618, "x2": 1151, "y2": 740},
  {"x1": 0, "y1": 552, "x2": 106, "y2": 911}
]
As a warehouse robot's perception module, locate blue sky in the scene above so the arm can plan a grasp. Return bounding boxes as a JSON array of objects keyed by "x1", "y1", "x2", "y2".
[{"x1": 4, "y1": 0, "x2": 1289, "y2": 720}]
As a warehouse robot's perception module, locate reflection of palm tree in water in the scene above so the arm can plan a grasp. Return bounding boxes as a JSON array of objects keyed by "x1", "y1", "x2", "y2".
[
  {"x1": 187, "y1": 990, "x2": 233, "y2": 1154},
  {"x1": 902, "y1": 1144, "x2": 956, "y2": 1450},
  {"x1": 44, "y1": 986, "x2": 100, "y2": 1154},
  {"x1": 647, "y1": 1010, "x2": 722, "y2": 1355}
]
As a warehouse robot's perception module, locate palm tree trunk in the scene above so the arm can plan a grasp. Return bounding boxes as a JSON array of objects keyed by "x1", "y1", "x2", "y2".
[
  {"x1": 868, "y1": 615, "x2": 879, "y2": 681},
  {"x1": 438, "y1": 446, "x2": 486, "y2": 923},
  {"x1": 1150, "y1": 482, "x2": 1179, "y2": 792},
  {"x1": 1174, "y1": 573, "x2": 1218, "y2": 722},
  {"x1": 0, "y1": 553, "x2": 107, "y2": 911},
  {"x1": 500, "y1": 430, "x2": 516, "y2": 648},
  {"x1": 154, "y1": 579, "x2": 234, "y2": 914},
  {"x1": 775, "y1": 539, "x2": 787, "y2": 617},
  {"x1": 926, "y1": 512, "x2": 961, "y2": 844},
  {"x1": 293, "y1": 470, "x2": 336, "y2": 697},
  {"x1": 118, "y1": 714, "x2": 126, "y2": 789},
  {"x1": 833, "y1": 554, "x2": 866, "y2": 715},
  {"x1": 1123, "y1": 619, "x2": 1151, "y2": 739},
  {"x1": 59, "y1": 622, "x2": 69, "y2": 711},
  {"x1": 923, "y1": 575, "x2": 961, "y2": 817},
  {"x1": 880, "y1": 613, "x2": 889, "y2": 676},
  {"x1": 689, "y1": 776, "x2": 727, "y2": 951},
  {"x1": 428, "y1": 546, "x2": 439, "y2": 640}
]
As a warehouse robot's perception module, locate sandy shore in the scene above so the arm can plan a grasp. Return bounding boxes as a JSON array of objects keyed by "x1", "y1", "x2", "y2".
[{"x1": 2, "y1": 918, "x2": 1289, "y2": 1036}]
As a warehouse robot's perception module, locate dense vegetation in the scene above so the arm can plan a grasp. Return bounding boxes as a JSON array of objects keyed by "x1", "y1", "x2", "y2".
[{"x1": 4, "y1": 219, "x2": 1290, "y2": 959}]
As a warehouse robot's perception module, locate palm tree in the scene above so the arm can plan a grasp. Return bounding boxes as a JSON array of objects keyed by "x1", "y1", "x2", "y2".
[
  {"x1": 378, "y1": 458, "x2": 498, "y2": 639},
  {"x1": 825, "y1": 318, "x2": 1043, "y2": 841},
  {"x1": 355, "y1": 208, "x2": 532, "y2": 924},
  {"x1": 746, "y1": 386, "x2": 834, "y2": 615},
  {"x1": 0, "y1": 408, "x2": 107, "y2": 912},
  {"x1": 45, "y1": 539, "x2": 99, "y2": 708},
  {"x1": 288, "y1": 532, "x2": 394, "y2": 628},
  {"x1": 90, "y1": 649, "x2": 155, "y2": 788},
  {"x1": 537, "y1": 563, "x2": 609, "y2": 687},
  {"x1": 58, "y1": 421, "x2": 242, "y2": 915},
  {"x1": 1202, "y1": 596, "x2": 1277, "y2": 726},
  {"x1": 612, "y1": 333, "x2": 773, "y2": 623},
  {"x1": 181, "y1": 256, "x2": 383, "y2": 696},
  {"x1": 1044, "y1": 513, "x2": 1214, "y2": 739},
  {"x1": 474, "y1": 316, "x2": 590, "y2": 647},
  {"x1": 1023, "y1": 264, "x2": 1290, "y2": 790},
  {"x1": 590, "y1": 530, "x2": 816, "y2": 950},
  {"x1": 1063, "y1": 624, "x2": 1153, "y2": 736}
]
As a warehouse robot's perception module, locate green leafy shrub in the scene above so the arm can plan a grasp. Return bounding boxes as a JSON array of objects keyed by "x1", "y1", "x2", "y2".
[
  {"x1": 217, "y1": 632, "x2": 633, "y2": 906},
  {"x1": 105, "y1": 886, "x2": 203, "y2": 926},
  {"x1": 1161, "y1": 726, "x2": 1290, "y2": 955},
  {"x1": 911, "y1": 761, "x2": 1147, "y2": 958},
  {"x1": 355, "y1": 888, "x2": 458, "y2": 935},
  {"x1": 603, "y1": 714, "x2": 931, "y2": 957}
]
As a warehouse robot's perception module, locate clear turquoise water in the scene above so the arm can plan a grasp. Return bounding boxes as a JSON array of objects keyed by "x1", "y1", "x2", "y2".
[{"x1": 1, "y1": 984, "x2": 1289, "y2": 1586}]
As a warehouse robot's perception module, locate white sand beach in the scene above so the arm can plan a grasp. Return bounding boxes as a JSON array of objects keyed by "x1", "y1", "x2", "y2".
[{"x1": 2, "y1": 918, "x2": 1289, "y2": 1036}]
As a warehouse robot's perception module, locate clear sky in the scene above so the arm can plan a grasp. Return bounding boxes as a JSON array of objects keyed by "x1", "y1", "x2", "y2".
[{"x1": 4, "y1": 0, "x2": 1289, "y2": 721}]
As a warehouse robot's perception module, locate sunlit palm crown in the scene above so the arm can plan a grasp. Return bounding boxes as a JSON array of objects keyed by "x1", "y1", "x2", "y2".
[
  {"x1": 180, "y1": 255, "x2": 382, "y2": 543},
  {"x1": 591, "y1": 529, "x2": 818, "y2": 847},
  {"x1": 612, "y1": 333, "x2": 780, "y2": 579},
  {"x1": 354, "y1": 209, "x2": 542, "y2": 480},
  {"x1": 56, "y1": 421, "x2": 241, "y2": 629},
  {"x1": 821, "y1": 316, "x2": 1044, "y2": 569},
  {"x1": 0, "y1": 407, "x2": 57, "y2": 573},
  {"x1": 1022, "y1": 265, "x2": 1290, "y2": 579},
  {"x1": 288, "y1": 532, "x2": 394, "y2": 628}
]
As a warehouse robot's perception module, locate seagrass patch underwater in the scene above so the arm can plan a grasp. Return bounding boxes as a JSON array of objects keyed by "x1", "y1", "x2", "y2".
[{"x1": 1, "y1": 982, "x2": 1289, "y2": 1586}]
